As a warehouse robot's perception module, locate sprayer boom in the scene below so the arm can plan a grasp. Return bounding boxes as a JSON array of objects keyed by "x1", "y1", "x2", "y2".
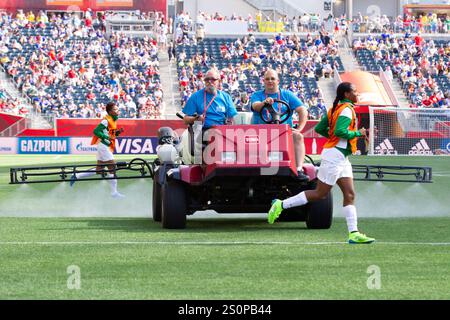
[
  {"x1": 352, "y1": 165, "x2": 432, "y2": 183},
  {"x1": 9, "y1": 158, "x2": 155, "y2": 184}
]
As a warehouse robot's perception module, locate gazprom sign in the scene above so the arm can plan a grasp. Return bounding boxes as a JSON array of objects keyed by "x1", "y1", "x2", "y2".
[{"x1": 18, "y1": 137, "x2": 69, "y2": 154}]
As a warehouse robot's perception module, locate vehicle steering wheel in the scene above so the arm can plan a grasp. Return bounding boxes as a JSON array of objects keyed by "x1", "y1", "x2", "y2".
[{"x1": 259, "y1": 99, "x2": 292, "y2": 124}]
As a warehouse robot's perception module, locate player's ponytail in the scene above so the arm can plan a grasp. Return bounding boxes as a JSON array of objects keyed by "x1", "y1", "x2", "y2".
[{"x1": 330, "y1": 82, "x2": 353, "y2": 126}]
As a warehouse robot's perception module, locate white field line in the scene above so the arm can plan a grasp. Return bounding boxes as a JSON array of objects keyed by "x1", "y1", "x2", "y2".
[
  {"x1": 432, "y1": 173, "x2": 450, "y2": 177},
  {"x1": 0, "y1": 241, "x2": 449, "y2": 246}
]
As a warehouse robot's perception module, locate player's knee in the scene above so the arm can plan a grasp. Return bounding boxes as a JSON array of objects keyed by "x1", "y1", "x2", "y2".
[
  {"x1": 344, "y1": 190, "x2": 356, "y2": 203},
  {"x1": 310, "y1": 189, "x2": 328, "y2": 201}
]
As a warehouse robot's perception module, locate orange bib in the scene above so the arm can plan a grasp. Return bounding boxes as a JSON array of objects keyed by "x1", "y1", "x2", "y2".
[
  {"x1": 91, "y1": 115, "x2": 117, "y2": 152},
  {"x1": 323, "y1": 103, "x2": 358, "y2": 154}
]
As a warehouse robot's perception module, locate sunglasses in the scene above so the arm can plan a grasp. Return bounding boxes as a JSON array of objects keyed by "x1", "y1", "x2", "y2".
[
  {"x1": 204, "y1": 77, "x2": 219, "y2": 82},
  {"x1": 264, "y1": 77, "x2": 277, "y2": 81}
]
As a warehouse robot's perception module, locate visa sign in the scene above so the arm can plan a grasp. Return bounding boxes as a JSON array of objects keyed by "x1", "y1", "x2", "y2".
[
  {"x1": 18, "y1": 137, "x2": 69, "y2": 154},
  {"x1": 115, "y1": 137, "x2": 158, "y2": 154}
]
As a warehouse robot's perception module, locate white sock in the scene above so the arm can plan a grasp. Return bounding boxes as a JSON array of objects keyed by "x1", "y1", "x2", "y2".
[
  {"x1": 107, "y1": 173, "x2": 118, "y2": 194},
  {"x1": 283, "y1": 191, "x2": 308, "y2": 209},
  {"x1": 343, "y1": 205, "x2": 358, "y2": 233},
  {"x1": 76, "y1": 169, "x2": 96, "y2": 179},
  {"x1": 297, "y1": 166, "x2": 303, "y2": 172}
]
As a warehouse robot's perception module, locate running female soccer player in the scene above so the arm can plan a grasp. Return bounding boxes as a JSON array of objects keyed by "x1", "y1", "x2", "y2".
[
  {"x1": 70, "y1": 101, "x2": 124, "y2": 198},
  {"x1": 267, "y1": 82, "x2": 375, "y2": 244}
]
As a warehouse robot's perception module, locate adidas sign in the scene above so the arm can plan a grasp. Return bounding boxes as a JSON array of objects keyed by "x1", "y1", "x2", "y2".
[
  {"x1": 374, "y1": 139, "x2": 398, "y2": 155},
  {"x1": 409, "y1": 139, "x2": 433, "y2": 155}
]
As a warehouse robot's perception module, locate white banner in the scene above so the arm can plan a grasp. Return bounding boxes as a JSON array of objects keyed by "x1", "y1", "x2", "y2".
[
  {"x1": 70, "y1": 137, "x2": 97, "y2": 154},
  {"x1": 204, "y1": 21, "x2": 248, "y2": 35},
  {"x1": 0, "y1": 137, "x2": 17, "y2": 154}
]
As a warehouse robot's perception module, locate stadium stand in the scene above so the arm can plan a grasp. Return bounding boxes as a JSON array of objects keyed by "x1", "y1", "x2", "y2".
[
  {"x1": 175, "y1": 10, "x2": 346, "y2": 35},
  {"x1": 0, "y1": 90, "x2": 28, "y2": 115},
  {"x1": 351, "y1": 13, "x2": 450, "y2": 34},
  {"x1": 0, "y1": 10, "x2": 164, "y2": 119},
  {"x1": 2, "y1": 5, "x2": 450, "y2": 123},
  {"x1": 353, "y1": 34, "x2": 450, "y2": 109},
  {"x1": 175, "y1": 32, "x2": 344, "y2": 119}
]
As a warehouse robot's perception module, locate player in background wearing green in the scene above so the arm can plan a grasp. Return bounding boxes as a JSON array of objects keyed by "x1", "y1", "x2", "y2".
[
  {"x1": 268, "y1": 82, "x2": 375, "y2": 244},
  {"x1": 70, "y1": 101, "x2": 125, "y2": 198}
]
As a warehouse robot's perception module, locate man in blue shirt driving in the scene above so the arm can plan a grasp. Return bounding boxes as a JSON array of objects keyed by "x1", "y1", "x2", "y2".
[{"x1": 250, "y1": 69, "x2": 309, "y2": 181}]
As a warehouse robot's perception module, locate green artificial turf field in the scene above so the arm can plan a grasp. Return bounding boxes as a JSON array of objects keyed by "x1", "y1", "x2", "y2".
[{"x1": 0, "y1": 155, "x2": 449, "y2": 299}]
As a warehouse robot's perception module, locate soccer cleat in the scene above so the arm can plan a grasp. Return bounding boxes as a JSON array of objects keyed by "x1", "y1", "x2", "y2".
[
  {"x1": 111, "y1": 192, "x2": 125, "y2": 199},
  {"x1": 268, "y1": 199, "x2": 283, "y2": 224},
  {"x1": 348, "y1": 231, "x2": 375, "y2": 244},
  {"x1": 69, "y1": 174, "x2": 76, "y2": 187}
]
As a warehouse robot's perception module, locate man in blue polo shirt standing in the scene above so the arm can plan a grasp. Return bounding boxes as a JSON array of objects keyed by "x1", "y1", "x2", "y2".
[
  {"x1": 250, "y1": 69, "x2": 309, "y2": 181},
  {"x1": 182, "y1": 69, "x2": 238, "y2": 129}
]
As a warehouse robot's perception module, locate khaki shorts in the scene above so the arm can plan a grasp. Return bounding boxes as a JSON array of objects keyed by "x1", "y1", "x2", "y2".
[
  {"x1": 97, "y1": 142, "x2": 114, "y2": 162},
  {"x1": 317, "y1": 157, "x2": 353, "y2": 186}
]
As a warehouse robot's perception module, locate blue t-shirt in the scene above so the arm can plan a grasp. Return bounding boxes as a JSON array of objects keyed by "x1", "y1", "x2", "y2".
[
  {"x1": 249, "y1": 89, "x2": 304, "y2": 127},
  {"x1": 182, "y1": 89, "x2": 238, "y2": 129}
]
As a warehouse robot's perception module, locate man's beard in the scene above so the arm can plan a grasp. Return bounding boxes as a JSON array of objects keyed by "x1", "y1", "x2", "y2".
[{"x1": 205, "y1": 86, "x2": 217, "y2": 95}]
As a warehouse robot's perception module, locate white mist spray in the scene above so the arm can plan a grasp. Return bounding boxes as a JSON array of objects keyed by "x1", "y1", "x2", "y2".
[
  {"x1": 1, "y1": 179, "x2": 152, "y2": 218},
  {"x1": 332, "y1": 181, "x2": 450, "y2": 218}
]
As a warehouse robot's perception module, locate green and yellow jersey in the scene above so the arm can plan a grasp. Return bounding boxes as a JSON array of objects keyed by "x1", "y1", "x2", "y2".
[{"x1": 314, "y1": 99, "x2": 361, "y2": 156}]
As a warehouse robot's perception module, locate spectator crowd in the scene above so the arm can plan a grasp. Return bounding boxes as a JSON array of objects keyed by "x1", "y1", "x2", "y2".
[
  {"x1": 0, "y1": 9, "x2": 164, "y2": 119},
  {"x1": 0, "y1": 88, "x2": 29, "y2": 115},
  {"x1": 2, "y1": 7, "x2": 450, "y2": 121},
  {"x1": 353, "y1": 33, "x2": 450, "y2": 108},
  {"x1": 175, "y1": 31, "x2": 340, "y2": 119}
]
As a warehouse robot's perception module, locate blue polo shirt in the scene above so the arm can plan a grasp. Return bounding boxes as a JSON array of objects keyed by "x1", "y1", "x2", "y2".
[
  {"x1": 182, "y1": 89, "x2": 238, "y2": 129},
  {"x1": 249, "y1": 89, "x2": 304, "y2": 127}
]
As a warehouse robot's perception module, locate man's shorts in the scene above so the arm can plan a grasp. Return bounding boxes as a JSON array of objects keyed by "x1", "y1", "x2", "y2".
[
  {"x1": 97, "y1": 142, "x2": 114, "y2": 162},
  {"x1": 317, "y1": 157, "x2": 353, "y2": 186}
]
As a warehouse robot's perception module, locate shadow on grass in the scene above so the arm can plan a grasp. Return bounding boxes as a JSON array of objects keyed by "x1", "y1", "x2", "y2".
[{"x1": 41, "y1": 217, "x2": 308, "y2": 233}]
